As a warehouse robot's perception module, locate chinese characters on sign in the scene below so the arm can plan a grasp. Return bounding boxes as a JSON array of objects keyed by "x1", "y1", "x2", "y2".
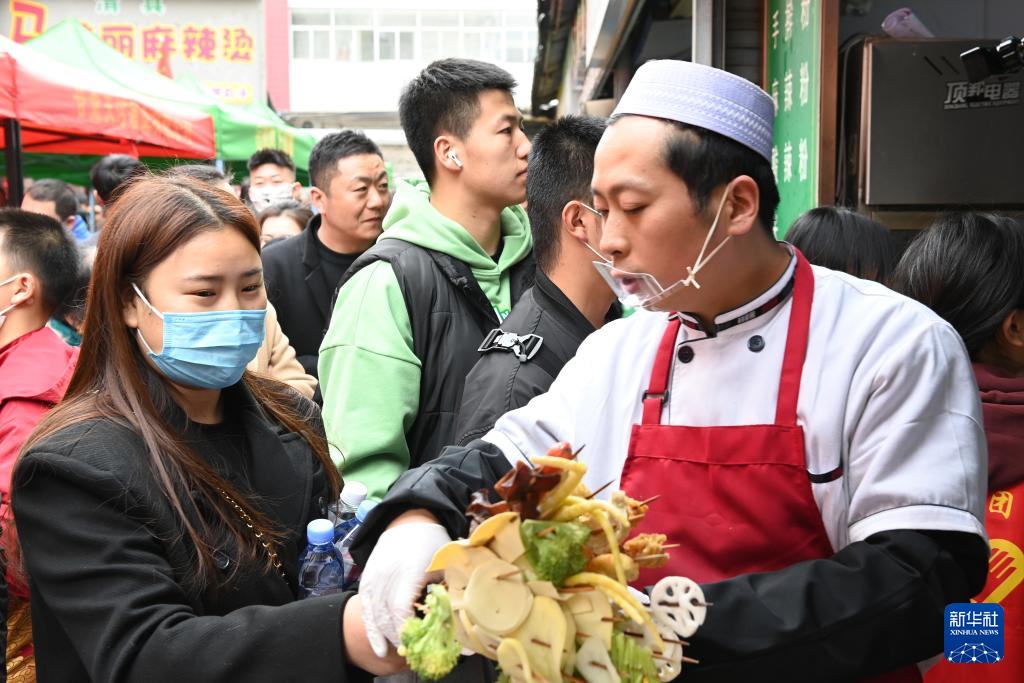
[
  {"x1": 4, "y1": 0, "x2": 263, "y2": 105},
  {"x1": 943, "y1": 80, "x2": 1021, "y2": 109},
  {"x1": 766, "y1": 0, "x2": 820, "y2": 237},
  {"x1": 94, "y1": 22, "x2": 254, "y2": 63}
]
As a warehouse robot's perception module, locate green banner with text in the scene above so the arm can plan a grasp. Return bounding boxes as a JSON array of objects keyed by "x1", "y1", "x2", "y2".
[{"x1": 765, "y1": 0, "x2": 820, "y2": 238}]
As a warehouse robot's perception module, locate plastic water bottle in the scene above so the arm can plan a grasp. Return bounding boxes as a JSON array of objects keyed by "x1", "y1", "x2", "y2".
[
  {"x1": 338, "y1": 500, "x2": 377, "y2": 589},
  {"x1": 330, "y1": 481, "x2": 368, "y2": 541},
  {"x1": 298, "y1": 519, "x2": 345, "y2": 598}
]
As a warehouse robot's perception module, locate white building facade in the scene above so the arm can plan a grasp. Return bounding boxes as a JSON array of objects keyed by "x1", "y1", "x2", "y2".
[{"x1": 287, "y1": 0, "x2": 537, "y2": 115}]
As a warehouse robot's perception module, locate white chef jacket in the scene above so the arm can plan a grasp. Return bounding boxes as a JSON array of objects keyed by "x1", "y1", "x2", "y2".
[{"x1": 484, "y1": 256, "x2": 988, "y2": 553}]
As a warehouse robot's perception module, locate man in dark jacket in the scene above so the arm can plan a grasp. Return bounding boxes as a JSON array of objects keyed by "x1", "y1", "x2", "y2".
[
  {"x1": 262, "y1": 132, "x2": 390, "y2": 378},
  {"x1": 455, "y1": 116, "x2": 620, "y2": 445}
]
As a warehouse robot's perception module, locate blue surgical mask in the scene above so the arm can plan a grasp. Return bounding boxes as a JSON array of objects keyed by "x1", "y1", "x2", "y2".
[{"x1": 132, "y1": 283, "x2": 266, "y2": 390}]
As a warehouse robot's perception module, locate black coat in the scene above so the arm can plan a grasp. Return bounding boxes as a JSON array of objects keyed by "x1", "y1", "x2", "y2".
[
  {"x1": 338, "y1": 239, "x2": 535, "y2": 469},
  {"x1": 455, "y1": 272, "x2": 619, "y2": 445},
  {"x1": 12, "y1": 384, "x2": 371, "y2": 683},
  {"x1": 352, "y1": 441, "x2": 987, "y2": 683},
  {"x1": 262, "y1": 215, "x2": 338, "y2": 378}
]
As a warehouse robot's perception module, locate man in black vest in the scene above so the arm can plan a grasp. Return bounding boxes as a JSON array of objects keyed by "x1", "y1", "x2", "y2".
[
  {"x1": 455, "y1": 115, "x2": 621, "y2": 445},
  {"x1": 319, "y1": 59, "x2": 535, "y2": 500},
  {"x1": 262, "y1": 133, "x2": 390, "y2": 378}
]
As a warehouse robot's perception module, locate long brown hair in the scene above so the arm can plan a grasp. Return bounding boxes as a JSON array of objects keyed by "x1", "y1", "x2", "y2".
[{"x1": 19, "y1": 175, "x2": 341, "y2": 591}]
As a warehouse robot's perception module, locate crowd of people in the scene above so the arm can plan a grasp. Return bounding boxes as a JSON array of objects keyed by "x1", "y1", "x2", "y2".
[{"x1": 0, "y1": 56, "x2": 1020, "y2": 683}]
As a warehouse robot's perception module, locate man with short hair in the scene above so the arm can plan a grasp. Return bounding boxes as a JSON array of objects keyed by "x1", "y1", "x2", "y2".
[
  {"x1": 455, "y1": 115, "x2": 619, "y2": 444},
  {"x1": 319, "y1": 59, "x2": 534, "y2": 500},
  {"x1": 262, "y1": 131, "x2": 390, "y2": 378},
  {"x1": 0, "y1": 209, "x2": 80, "y2": 675},
  {"x1": 354, "y1": 60, "x2": 988, "y2": 680},
  {"x1": 90, "y1": 154, "x2": 145, "y2": 206},
  {"x1": 247, "y1": 148, "x2": 303, "y2": 209},
  {"x1": 21, "y1": 179, "x2": 81, "y2": 237}
]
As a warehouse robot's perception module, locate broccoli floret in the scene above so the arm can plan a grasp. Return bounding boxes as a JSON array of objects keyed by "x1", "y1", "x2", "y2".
[
  {"x1": 520, "y1": 520, "x2": 591, "y2": 586},
  {"x1": 398, "y1": 584, "x2": 461, "y2": 680},
  {"x1": 609, "y1": 631, "x2": 660, "y2": 683}
]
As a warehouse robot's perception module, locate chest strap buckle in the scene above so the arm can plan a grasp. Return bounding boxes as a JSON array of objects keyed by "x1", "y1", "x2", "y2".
[{"x1": 478, "y1": 328, "x2": 544, "y2": 362}]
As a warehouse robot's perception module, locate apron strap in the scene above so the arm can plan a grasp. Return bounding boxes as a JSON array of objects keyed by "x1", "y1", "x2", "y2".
[
  {"x1": 642, "y1": 316, "x2": 682, "y2": 425},
  {"x1": 774, "y1": 250, "x2": 815, "y2": 426}
]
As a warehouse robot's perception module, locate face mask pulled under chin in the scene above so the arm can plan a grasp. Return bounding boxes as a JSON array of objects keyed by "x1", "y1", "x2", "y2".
[
  {"x1": 590, "y1": 183, "x2": 734, "y2": 312},
  {"x1": 249, "y1": 184, "x2": 294, "y2": 209}
]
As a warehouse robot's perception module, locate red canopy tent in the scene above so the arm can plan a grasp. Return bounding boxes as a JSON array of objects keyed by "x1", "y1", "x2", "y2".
[{"x1": 1, "y1": 34, "x2": 215, "y2": 204}]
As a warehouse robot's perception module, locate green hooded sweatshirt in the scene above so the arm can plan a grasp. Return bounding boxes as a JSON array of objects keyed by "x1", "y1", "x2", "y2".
[{"x1": 318, "y1": 179, "x2": 532, "y2": 499}]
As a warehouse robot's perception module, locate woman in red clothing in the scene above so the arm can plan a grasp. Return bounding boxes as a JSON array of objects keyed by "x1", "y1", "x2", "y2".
[
  {"x1": 0, "y1": 208, "x2": 82, "y2": 681},
  {"x1": 893, "y1": 212, "x2": 1024, "y2": 682}
]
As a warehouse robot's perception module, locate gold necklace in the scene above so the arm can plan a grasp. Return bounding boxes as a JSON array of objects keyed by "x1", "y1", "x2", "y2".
[{"x1": 217, "y1": 487, "x2": 287, "y2": 581}]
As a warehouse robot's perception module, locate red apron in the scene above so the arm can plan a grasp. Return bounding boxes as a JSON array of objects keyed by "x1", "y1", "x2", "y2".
[{"x1": 619, "y1": 252, "x2": 920, "y2": 682}]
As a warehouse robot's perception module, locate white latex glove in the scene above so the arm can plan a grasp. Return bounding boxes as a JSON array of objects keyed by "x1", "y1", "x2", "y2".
[{"x1": 359, "y1": 522, "x2": 451, "y2": 658}]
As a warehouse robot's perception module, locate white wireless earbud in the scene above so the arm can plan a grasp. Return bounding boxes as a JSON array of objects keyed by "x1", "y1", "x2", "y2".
[{"x1": 447, "y1": 151, "x2": 463, "y2": 169}]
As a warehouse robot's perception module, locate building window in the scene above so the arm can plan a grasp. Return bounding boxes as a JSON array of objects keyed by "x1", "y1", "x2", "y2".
[
  {"x1": 378, "y1": 29, "x2": 415, "y2": 61},
  {"x1": 290, "y1": 8, "x2": 536, "y2": 63}
]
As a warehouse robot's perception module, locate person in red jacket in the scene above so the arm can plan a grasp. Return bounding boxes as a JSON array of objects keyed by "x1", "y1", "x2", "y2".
[
  {"x1": 893, "y1": 212, "x2": 1024, "y2": 682},
  {"x1": 0, "y1": 208, "x2": 82, "y2": 678}
]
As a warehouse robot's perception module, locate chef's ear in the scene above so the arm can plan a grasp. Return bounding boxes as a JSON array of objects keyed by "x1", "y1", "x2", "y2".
[{"x1": 722, "y1": 175, "x2": 760, "y2": 237}]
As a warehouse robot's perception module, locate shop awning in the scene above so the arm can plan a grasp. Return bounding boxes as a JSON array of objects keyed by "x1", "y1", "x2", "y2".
[{"x1": 0, "y1": 34, "x2": 215, "y2": 158}]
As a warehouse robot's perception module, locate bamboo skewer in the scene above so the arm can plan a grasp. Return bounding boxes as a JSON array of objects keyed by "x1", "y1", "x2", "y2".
[
  {"x1": 497, "y1": 569, "x2": 524, "y2": 580},
  {"x1": 639, "y1": 495, "x2": 661, "y2": 506},
  {"x1": 585, "y1": 479, "x2": 615, "y2": 500},
  {"x1": 634, "y1": 553, "x2": 670, "y2": 562}
]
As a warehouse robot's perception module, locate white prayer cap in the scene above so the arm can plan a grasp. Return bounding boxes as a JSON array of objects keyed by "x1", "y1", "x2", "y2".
[{"x1": 612, "y1": 60, "x2": 775, "y2": 162}]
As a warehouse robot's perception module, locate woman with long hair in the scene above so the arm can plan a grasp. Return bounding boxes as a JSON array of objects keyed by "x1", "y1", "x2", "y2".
[
  {"x1": 892, "y1": 212, "x2": 1024, "y2": 683},
  {"x1": 11, "y1": 176, "x2": 400, "y2": 682}
]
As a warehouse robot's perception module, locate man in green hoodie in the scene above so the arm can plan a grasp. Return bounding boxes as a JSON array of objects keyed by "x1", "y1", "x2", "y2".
[{"x1": 319, "y1": 59, "x2": 535, "y2": 499}]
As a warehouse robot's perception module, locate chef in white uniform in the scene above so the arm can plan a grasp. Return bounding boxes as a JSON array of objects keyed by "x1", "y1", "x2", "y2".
[{"x1": 351, "y1": 60, "x2": 989, "y2": 682}]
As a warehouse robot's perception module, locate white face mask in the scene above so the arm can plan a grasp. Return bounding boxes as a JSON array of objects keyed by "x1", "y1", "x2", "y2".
[
  {"x1": 590, "y1": 183, "x2": 735, "y2": 311},
  {"x1": 249, "y1": 183, "x2": 294, "y2": 209},
  {"x1": 0, "y1": 273, "x2": 24, "y2": 330}
]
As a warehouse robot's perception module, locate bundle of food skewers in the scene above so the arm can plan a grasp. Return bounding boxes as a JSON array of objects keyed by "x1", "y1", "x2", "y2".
[{"x1": 399, "y1": 443, "x2": 709, "y2": 683}]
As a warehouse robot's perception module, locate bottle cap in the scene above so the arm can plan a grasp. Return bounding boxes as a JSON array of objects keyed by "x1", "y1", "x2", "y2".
[
  {"x1": 355, "y1": 499, "x2": 378, "y2": 523},
  {"x1": 339, "y1": 481, "x2": 368, "y2": 509},
  {"x1": 307, "y1": 518, "x2": 335, "y2": 545}
]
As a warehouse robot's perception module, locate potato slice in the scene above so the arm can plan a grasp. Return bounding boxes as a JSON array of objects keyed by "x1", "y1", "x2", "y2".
[
  {"x1": 471, "y1": 624, "x2": 503, "y2": 659},
  {"x1": 427, "y1": 539, "x2": 497, "y2": 573},
  {"x1": 455, "y1": 608, "x2": 489, "y2": 657},
  {"x1": 497, "y1": 638, "x2": 537, "y2": 683},
  {"x1": 438, "y1": 545, "x2": 498, "y2": 603},
  {"x1": 561, "y1": 604, "x2": 577, "y2": 675},
  {"x1": 576, "y1": 637, "x2": 621, "y2": 683},
  {"x1": 528, "y1": 580, "x2": 563, "y2": 600},
  {"x1": 469, "y1": 511, "x2": 519, "y2": 546},
  {"x1": 511, "y1": 596, "x2": 565, "y2": 683},
  {"x1": 565, "y1": 591, "x2": 613, "y2": 650},
  {"x1": 489, "y1": 514, "x2": 527, "y2": 563},
  {"x1": 465, "y1": 559, "x2": 533, "y2": 635}
]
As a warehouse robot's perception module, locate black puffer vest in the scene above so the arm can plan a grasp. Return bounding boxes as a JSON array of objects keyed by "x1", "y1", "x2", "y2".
[{"x1": 336, "y1": 239, "x2": 535, "y2": 467}]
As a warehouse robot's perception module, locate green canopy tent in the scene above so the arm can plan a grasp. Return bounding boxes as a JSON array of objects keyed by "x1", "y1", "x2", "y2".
[{"x1": 18, "y1": 19, "x2": 316, "y2": 184}]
